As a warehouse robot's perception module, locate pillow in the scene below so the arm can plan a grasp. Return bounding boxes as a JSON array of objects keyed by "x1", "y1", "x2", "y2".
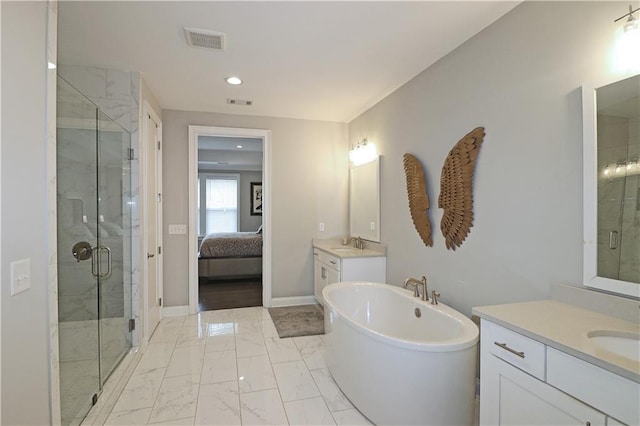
[{"x1": 256, "y1": 224, "x2": 263, "y2": 234}]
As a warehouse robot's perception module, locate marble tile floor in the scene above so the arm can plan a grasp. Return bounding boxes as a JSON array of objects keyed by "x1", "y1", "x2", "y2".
[{"x1": 100, "y1": 307, "x2": 372, "y2": 425}]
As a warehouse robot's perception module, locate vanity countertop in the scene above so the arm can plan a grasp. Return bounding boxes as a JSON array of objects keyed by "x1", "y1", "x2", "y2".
[
  {"x1": 473, "y1": 300, "x2": 640, "y2": 383},
  {"x1": 313, "y1": 239, "x2": 386, "y2": 259}
]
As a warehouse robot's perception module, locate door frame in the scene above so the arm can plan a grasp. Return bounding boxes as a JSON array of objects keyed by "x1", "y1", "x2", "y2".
[
  {"x1": 188, "y1": 125, "x2": 272, "y2": 314},
  {"x1": 140, "y1": 100, "x2": 163, "y2": 346}
]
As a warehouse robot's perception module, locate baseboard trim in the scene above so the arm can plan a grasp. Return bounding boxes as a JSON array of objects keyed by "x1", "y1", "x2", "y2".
[
  {"x1": 269, "y1": 296, "x2": 317, "y2": 307},
  {"x1": 162, "y1": 305, "x2": 190, "y2": 317}
]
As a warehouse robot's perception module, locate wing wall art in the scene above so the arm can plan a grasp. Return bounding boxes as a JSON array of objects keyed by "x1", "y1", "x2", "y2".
[
  {"x1": 403, "y1": 153, "x2": 433, "y2": 247},
  {"x1": 438, "y1": 127, "x2": 485, "y2": 250}
]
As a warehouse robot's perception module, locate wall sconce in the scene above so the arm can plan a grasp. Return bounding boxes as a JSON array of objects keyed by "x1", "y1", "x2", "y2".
[
  {"x1": 614, "y1": 5, "x2": 640, "y2": 72},
  {"x1": 349, "y1": 139, "x2": 378, "y2": 165}
]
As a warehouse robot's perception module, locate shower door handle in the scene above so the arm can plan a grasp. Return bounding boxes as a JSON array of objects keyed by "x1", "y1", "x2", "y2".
[
  {"x1": 609, "y1": 230, "x2": 619, "y2": 250},
  {"x1": 91, "y1": 246, "x2": 100, "y2": 278},
  {"x1": 99, "y1": 246, "x2": 112, "y2": 279},
  {"x1": 91, "y1": 246, "x2": 112, "y2": 279}
]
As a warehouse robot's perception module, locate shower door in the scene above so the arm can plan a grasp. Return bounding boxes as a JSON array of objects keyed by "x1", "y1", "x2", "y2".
[{"x1": 57, "y1": 76, "x2": 132, "y2": 425}]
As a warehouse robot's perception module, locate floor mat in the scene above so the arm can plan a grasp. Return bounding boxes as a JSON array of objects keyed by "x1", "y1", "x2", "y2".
[{"x1": 268, "y1": 304, "x2": 324, "y2": 338}]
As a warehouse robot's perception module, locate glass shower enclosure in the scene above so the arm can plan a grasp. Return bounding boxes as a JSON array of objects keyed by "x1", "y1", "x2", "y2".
[{"x1": 56, "y1": 76, "x2": 133, "y2": 425}]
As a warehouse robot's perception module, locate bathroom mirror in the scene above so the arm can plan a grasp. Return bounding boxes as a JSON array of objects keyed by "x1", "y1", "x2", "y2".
[
  {"x1": 583, "y1": 73, "x2": 640, "y2": 298},
  {"x1": 350, "y1": 157, "x2": 380, "y2": 242}
]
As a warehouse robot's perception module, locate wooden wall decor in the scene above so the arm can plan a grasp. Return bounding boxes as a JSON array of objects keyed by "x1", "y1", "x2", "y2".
[
  {"x1": 403, "y1": 153, "x2": 433, "y2": 247},
  {"x1": 438, "y1": 127, "x2": 485, "y2": 250}
]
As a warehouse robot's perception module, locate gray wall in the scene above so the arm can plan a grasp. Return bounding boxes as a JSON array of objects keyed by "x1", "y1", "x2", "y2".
[
  {"x1": 162, "y1": 110, "x2": 348, "y2": 306},
  {"x1": 349, "y1": 1, "x2": 634, "y2": 317},
  {"x1": 1, "y1": 2, "x2": 52, "y2": 424}
]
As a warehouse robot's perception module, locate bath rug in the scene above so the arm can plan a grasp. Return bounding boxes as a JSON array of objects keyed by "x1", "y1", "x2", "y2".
[{"x1": 268, "y1": 304, "x2": 324, "y2": 338}]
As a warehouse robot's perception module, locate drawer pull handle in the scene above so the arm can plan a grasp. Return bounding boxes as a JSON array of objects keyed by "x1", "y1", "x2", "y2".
[{"x1": 494, "y1": 341, "x2": 525, "y2": 358}]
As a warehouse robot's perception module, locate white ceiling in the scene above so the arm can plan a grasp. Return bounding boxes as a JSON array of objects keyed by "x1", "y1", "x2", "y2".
[
  {"x1": 58, "y1": 1, "x2": 519, "y2": 123},
  {"x1": 198, "y1": 136, "x2": 263, "y2": 171}
]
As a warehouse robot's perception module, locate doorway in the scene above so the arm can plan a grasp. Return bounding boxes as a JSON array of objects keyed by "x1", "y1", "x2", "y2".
[{"x1": 188, "y1": 126, "x2": 272, "y2": 314}]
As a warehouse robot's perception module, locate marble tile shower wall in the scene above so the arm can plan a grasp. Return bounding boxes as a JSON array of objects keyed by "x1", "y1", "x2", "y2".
[
  {"x1": 597, "y1": 115, "x2": 640, "y2": 283},
  {"x1": 57, "y1": 65, "x2": 141, "y2": 348}
]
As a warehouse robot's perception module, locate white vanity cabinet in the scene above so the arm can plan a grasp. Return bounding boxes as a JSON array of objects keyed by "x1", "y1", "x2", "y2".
[
  {"x1": 313, "y1": 248, "x2": 385, "y2": 306},
  {"x1": 479, "y1": 319, "x2": 637, "y2": 426}
]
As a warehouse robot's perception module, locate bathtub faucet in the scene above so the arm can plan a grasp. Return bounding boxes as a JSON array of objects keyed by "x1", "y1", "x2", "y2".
[{"x1": 403, "y1": 276, "x2": 428, "y2": 301}]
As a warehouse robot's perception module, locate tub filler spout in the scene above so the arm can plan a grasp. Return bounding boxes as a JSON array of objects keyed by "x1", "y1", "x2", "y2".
[{"x1": 403, "y1": 276, "x2": 428, "y2": 301}]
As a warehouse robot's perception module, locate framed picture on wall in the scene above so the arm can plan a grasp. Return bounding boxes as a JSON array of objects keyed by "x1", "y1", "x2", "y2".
[{"x1": 251, "y1": 182, "x2": 263, "y2": 216}]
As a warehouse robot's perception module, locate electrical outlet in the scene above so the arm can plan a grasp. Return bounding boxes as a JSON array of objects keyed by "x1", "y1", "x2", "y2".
[
  {"x1": 10, "y1": 258, "x2": 31, "y2": 295},
  {"x1": 319, "y1": 223, "x2": 325, "y2": 232}
]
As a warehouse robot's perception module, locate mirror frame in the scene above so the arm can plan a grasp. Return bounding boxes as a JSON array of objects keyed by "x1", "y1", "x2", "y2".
[{"x1": 582, "y1": 74, "x2": 640, "y2": 298}]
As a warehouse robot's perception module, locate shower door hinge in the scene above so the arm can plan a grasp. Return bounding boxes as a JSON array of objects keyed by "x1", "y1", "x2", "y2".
[
  {"x1": 128, "y1": 318, "x2": 136, "y2": 332},
  {"x1": 92, "y1": 394, "x2": 98, "y2": 406},
  {"x1": 127, "y1": 148, "x2": 135, "y2": 160}
]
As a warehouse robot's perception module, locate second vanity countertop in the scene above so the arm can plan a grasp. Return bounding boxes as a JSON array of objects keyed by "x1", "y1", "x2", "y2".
[
  {"x1": 313, "y1": 238, "x2": 386, "y2": 259},
  {"x1": 473, "y1": 300, "x2": 640, "y2": 383}
]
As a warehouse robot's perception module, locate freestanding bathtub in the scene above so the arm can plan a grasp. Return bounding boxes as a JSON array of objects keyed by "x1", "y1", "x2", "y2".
[{"x1": 323, "y1": 281, "x2": 479, "y2": 425}]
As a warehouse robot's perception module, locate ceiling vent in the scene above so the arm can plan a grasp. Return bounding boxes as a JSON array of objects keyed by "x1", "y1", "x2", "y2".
[
  {"x1": 184, "y1": 27, "x2": 226, "y2": 51},
  {"x1": 227, "y1": 99, "x2": 253, "y2": 106}
]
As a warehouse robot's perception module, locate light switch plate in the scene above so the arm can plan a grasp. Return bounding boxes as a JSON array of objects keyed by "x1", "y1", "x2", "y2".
[
  {"x1": 319, "y1": 223, "x2": 325, "y2": 232},
  {"x1": 370, "y1": 222, "x2": 376, "y2": 231},
  {"x1": 168, "y1": 224, "x2": 187, "y2": 235},
  {"x1": 10, "y1": 258, "x2": 31, "y2": 295}
]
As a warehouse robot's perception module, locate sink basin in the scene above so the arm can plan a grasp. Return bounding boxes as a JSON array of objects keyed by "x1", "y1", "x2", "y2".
[{"x1": 587, "y1": 330, "x2": 640, "y2": 362}]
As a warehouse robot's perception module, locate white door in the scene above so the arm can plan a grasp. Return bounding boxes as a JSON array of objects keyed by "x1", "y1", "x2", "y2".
[{"x1": 145, "y1": 110, "x2": 162, "y2": 339}]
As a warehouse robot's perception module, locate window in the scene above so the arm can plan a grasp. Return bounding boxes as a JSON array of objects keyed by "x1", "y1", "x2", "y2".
[{"x1": 198, "y1": 173, "x2": 239, "y2": 235}]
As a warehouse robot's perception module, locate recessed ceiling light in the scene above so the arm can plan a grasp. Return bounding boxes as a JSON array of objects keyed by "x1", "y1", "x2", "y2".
[
  {"x1": 225, "y1": 76, "x2": 243, "y2": 85},
  {"x1": 236, "y1": 145, "x2": 243, "y2": 149}
]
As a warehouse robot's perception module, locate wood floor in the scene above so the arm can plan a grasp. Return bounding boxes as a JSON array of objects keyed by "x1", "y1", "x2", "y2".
[{"x1": 198, "y1": 277, "x2": 262, "y2": 312}]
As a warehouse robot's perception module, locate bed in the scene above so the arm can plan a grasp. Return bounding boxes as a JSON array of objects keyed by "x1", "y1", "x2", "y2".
[{"x1": 198, "y1": 231, "x2": 263, "y2": 280}]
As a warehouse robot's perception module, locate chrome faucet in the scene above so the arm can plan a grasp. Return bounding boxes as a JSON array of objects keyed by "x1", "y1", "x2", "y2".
[
  {"x1": 403, "y1": 276, "x2": 428, "y2": 301},
  {"x1": 350, "y1": 236, "x2": 365, "y2": 249}
]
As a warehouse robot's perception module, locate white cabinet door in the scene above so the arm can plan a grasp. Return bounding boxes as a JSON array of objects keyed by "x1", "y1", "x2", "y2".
[
  {"x1": 482, "y1": 354, "x2": 606, "y2": 426},
  {"x1": 327, "y1": 265, "x2": 340, "y2": 286}
]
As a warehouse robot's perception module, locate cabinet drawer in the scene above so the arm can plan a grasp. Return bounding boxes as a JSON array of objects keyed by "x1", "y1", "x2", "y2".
[
  {"x1": 547, "y1": 347, "x2": 639, "y2": 426},
  {"x1": 483, "y1": 321, "x2": 546, "y2": 380},
  {"x1": 314, "y1": 250, "x2": 340, "y2": 271}
]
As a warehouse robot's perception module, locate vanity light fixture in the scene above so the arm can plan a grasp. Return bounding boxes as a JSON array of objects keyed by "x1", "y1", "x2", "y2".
[
  {"x1": 602, "y1": 159, "x2": 640, "y2": 177},
  {"x1": 617, "y1": 5, "x2": 640, "y2": 33},
  {"x1": 225, "y1": 76, "x2": 243, "y2": 85},
  {"x1": 614, "y1": 5, "x2": 640, "y2": 72},
  {"x1": 349, "y1": 139, "x2": 378, "y2": 166}
]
